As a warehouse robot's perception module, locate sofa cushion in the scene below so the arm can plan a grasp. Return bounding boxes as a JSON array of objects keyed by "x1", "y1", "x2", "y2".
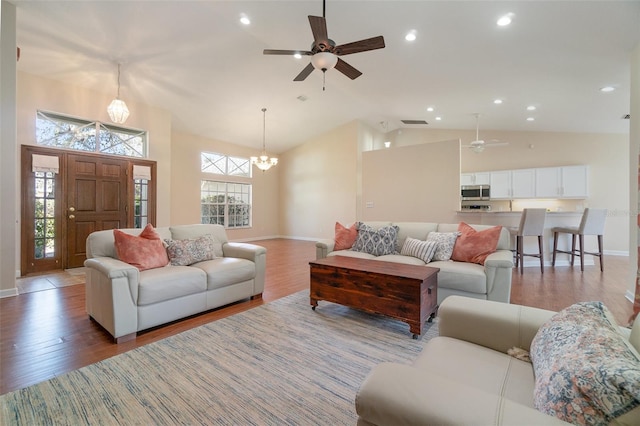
[
  {"x1": 113, "y1": 224, "x2": 169, "y2": 271},
  {"x1": 170, "y1": 224, "x2": 226, "y2": 257},
  {"x1": 137, "y1": 266, "x2": 206, "y2": 305},
  {"x1": 432, "y1": 261, "x2": 487, "y2": 295},
  {"x1": 426, "y1": 231, "x2": 460, "y2": 261},
  {"x1": 400, "y1": 237, "x2": 438, "y2": 263},
  {"x1": 165, "y1": 235, "x2": 217, "y2": 266},
  {"x1": 414, "y1": 336, "x2": 536, "y2": 408},
  {"x1": 328, "y1": 250, "x2": 376, "y2": 260},
  {"x1": 334, "y1": 222, "x2": 358, "y2": 251},
  {"x1": 451, "y1": 222, "x2": 502, "y2": 265},
  {"x1": 192, "y1": 257, "x2": 256, "y2": 290},
  {"x1": 393, "y1": 222, "x2": 438, "y2": 251},
  {"x1": 377, "y1": 254, "x2": 426, "y2": 265},
  {"x1": 530, "y1": 301, "x2": 640, "y2": 425},
  {"x1": 352, "y1": 224, "x2": 399, "y2": 256}
]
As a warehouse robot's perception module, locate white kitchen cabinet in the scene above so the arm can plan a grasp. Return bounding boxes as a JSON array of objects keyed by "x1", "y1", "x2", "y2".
[
  {"x1": 490, "y1": 169, "x2": 535, "y2": 199},
  {"x1": 461, "y1": 172, "x2": 490, "y2": 186},
  {"x1": 535, "y1": 165, "x2": 589, "y2": 198},
  {"x1": 511, "y1": 169, "x2": 536, "y2": 198},
  {"x1": 489, "y1": 171, "x2": 512, "y2": 199}
]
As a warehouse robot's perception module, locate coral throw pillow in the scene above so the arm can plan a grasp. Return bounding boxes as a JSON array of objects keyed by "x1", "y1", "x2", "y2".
[
  {"x1": 451, "y1": 222, "x2": 502, "y2": 265},
  {"x1": 334, "y1": 222, "x2": 358, "y2": 251},
  {"x1": 113, "y1": 224, "x2": 169, "y2": 271}
]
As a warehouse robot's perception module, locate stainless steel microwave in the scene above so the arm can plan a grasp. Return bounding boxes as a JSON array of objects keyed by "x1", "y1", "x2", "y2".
[{"x1": 461, "y1": 185, "x2": 490, "y2": 201}]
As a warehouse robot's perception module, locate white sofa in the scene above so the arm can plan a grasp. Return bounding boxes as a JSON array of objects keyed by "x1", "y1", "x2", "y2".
[
  {"x1": 84, "y1": 224, "x2": 266, "y2": 342},
  {"x1": 316, "y1": 222, "x2": 513, "y2": 304},
  {"x1": 356, "y1": 296, "x2": 640, "y2": 425}
]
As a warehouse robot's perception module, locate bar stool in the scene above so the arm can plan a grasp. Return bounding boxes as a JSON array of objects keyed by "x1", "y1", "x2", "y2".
[
  {"x1": 509, "y1": 208, "x2": 546, "y2": 274},
  {"x1": 551, "y1": 208, "x2": 607, "y2": 272}
]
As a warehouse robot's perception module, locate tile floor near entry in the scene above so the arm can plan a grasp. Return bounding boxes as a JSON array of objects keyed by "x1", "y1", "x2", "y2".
[{"x1": 16, "y1": 268, "x2": 87, "y2": 294}]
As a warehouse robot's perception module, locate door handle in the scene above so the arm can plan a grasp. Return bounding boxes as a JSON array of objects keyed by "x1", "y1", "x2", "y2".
[
  {"x1": 69, "y1": 207, "x2": 75, "y2": 212},
  {"x1": 68, "y1": 214, "x2": 75, "y2": 219}
]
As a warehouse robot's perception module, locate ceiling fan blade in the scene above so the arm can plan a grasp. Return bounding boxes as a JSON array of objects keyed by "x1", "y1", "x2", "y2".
[
  {"x1": 293, "y1": 62, "x2": 315, "y2": 81},
  {"x1": 308, "y1": 15, "x2": 329, "y2": 48},
  {"x1": 335, "y1": 58, "x2": 362, "y2": 80},
  {"x1": 264, "y1": 49, "x2": 312, "y2": 56},
  {"x1": 334, "y1": 36, "x2": 385, "y2": 56}
]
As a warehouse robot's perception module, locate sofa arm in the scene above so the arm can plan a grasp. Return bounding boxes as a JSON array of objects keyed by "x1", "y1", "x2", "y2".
[
  {"x1": 482, "y1": 249, "x2": 514, "y2": 303},
  {"x1": 356, "y1": 363, "x2": 569, "y2": 426},
  {"x1": 438, "y1": 296, "x2": 555, "y2": 353},
  {"x1": 84, "y1": 257, "x2": 140, "y2": 340},
  {"x1": 222, "y1": 242, "x2": 267, "y2": 296},
  {"x1": 316, "y1": 239, "x2": 335, "y2": 259}
]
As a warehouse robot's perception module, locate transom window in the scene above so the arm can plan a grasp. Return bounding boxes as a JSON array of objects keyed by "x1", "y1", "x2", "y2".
[
  {"x1": 201, "y1": 152, "x2": 252, "y2": 177},
  {"x1": 201, "y1": 181, "x2": 251, "y2": 228},
  {"x1": 36, "y1": 111, "x2": 147, "y2": 158}
]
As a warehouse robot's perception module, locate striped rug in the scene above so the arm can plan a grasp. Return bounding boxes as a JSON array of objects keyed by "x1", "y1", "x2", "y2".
[{"x1": 0, "y1": 291, "x2": 438, "y2": 425}]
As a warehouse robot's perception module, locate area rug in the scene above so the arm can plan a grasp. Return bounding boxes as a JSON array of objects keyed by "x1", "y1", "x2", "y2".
[{"x1": 0, "y1": 290, "x2": 438, "y2": 425}]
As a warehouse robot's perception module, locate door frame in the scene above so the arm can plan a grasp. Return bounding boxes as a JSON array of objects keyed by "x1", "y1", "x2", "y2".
[{"x1": 20, "y1": 145, "x2": 157, "y2": 275}]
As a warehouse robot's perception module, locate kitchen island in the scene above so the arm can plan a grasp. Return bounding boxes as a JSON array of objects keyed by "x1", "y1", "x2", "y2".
[{"x1": 456, "y1": 210, "x2": 594, "y2": 267}]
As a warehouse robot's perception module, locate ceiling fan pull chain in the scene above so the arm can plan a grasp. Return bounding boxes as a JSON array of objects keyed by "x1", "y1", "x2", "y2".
[{"x1": 323, "y1": 70, "x2": 326, "y2": 91}]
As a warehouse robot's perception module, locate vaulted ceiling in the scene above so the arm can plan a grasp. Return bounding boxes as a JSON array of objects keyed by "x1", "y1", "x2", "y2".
[{"x1": 13, "y1": 0, "x2": 640, "y2": 153}]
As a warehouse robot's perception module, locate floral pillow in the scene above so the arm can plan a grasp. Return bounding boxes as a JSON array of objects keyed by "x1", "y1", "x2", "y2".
[
  {"x1": 425, "y1": 231, "x2": 461, "y2": 261},
  {"x1": 165, "y1": 235, "x2": 217, "y2": 266},
  {"x1": 334, "y1": 222, "x2": 358, "y2": 251},
  {"x1": 113, "y1": 224, "x2": 169, "y2": 271},
  {"x1": 351, "y1": 223, "x2": 399, "y2": 256},
  {"x1": 530, "y1": 301, "x2": 640, "y2": 425},
  {"x1": 400, "y1": 237, "x2": 438, "y2": 263}
]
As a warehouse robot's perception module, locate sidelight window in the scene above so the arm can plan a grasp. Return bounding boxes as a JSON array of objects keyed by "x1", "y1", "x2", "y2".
[{"x1": 34, "y1": 172, "x2": 56, "y2": 259}]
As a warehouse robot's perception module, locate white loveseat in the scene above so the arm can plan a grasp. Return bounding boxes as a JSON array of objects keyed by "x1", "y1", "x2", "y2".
[
  {"x1": 316, "y1": 222, "x2": 513, "y2": 305},
  {"x1": 84, "y1": 224, "x2": 266, "y2": 342},
  {"x1": 356, "y1": 296, "x2": 640, "y2": 425}
]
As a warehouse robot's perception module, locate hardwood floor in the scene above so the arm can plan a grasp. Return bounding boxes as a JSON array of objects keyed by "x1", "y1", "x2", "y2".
[{"x1": 0, "y1": 238, "x2": 634, "y2": 395}]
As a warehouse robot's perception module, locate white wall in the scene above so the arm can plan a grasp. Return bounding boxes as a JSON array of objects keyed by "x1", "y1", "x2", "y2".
[{"x1": 0, "y1": 1, "x2": 18, "y2": 295}]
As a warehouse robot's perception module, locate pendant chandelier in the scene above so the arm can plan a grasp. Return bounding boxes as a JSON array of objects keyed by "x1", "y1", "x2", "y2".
[
  {"x1": 107, "y1": 63, "x2": 130, "y2": 124},
  {"x1": 251, "y1": 108, "x2": 278, "y2": 171}
]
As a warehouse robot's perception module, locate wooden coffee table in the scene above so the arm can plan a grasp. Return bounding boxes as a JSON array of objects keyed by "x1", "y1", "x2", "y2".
[{"x1": 309, "y1": 256, "x2": 439, "y2": 338}]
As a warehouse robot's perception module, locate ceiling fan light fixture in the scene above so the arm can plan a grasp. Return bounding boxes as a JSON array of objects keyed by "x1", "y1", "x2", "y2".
[{"x1": 311, "y1": 51, "x2": 338, "y2": 71}]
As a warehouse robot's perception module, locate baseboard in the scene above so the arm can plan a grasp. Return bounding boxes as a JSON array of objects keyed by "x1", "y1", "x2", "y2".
[{"x1": 0, "y1": 288, "x2": 19, "y2": 299}]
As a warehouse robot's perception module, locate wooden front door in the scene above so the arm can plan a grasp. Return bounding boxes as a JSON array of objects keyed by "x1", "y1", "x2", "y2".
[{"x1": 66, "y1": 154, "x2": 129, "y2": 268}]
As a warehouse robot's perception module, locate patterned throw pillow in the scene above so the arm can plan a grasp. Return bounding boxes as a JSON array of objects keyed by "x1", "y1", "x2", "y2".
[
  {"x1": 530, "y1": 302, "x2": 640, "y2": 425},
  {"x1": 113, "y1": 224, "x2": 169, "y2": 271},
  {"x1": 425, "y1": 231, "x2": 461, "y2": 261},
  {"x1": 334, "y1": 222, "x2": 358, "y2": 251},
  {"x1": 165, "y1": 235, "x2": 217, "y2": 266},
  {"x1": 451, "y1": 222, "x2": 502, "y2": 265},
  {"x1": 400, "y1": 237, "x2": 438, "y2": 263},
  {"x1": 351, "y1": 223, "x2": 399, "y2": 256}
]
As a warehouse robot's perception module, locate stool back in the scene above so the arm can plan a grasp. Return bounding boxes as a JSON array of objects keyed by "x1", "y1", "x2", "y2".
[
  {"x1": 518, "y1": 208, "x2": 547, "y2": 236},
  {"x1": 579, "y1": 208, "x2": 607, "y2": 235}
]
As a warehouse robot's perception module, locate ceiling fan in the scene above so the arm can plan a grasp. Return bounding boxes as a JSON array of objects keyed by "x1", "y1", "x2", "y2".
[
  {"x1": 463, "y1": 113, "x2": 509, "y2": 153},
  {"x1": 263, "y1": 0, "x2": 385, "y2": 86}
]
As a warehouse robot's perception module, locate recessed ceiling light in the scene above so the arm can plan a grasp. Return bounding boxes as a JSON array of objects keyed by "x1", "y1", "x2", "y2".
[
  {"x1": 526, "y1": 117, "x2": 535, "y2": 122},
  {"x1": 239, "y1": 15, "x2": 251, "y2": 25},
  {"x1": 494, "y1": 99, "x2": 503, "y2": 104},
  {"x1": 497, "y1": 13, "x2": 513, "y2": 26},
  {"x1": 294, "y1": 53, "x2": 302, "y2": 59},
  {"x1": 405, "y1": 31, "x2": 417, "y2": 42},
  {"x1": 600, "y1": 86, "x2": 615, "y2": 93},
  {"x1": 526, "y1": 105, "x2": 537, "y2": 111},
  {"x1": 435, "y1": 116, "x2": 442, "y2": 121},
  {"x1": 426, "y1": 107, "x2": 434, "y2": 112}
]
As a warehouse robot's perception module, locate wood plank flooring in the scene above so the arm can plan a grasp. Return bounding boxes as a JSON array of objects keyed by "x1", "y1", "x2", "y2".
[{"x1": 0, "y1": 238, "x2": 634, "y2": 395}]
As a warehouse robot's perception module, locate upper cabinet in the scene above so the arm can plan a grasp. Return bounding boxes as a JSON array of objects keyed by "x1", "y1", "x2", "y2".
[
  {"x1": 461, "y1": 172, "x2": 490, "y2": 186},
  {"x1": 489, "y1": 169, "x2": 535, "y2": 199},
  {"x1": 464, "y1": 165, "x2": 589, "y2": 200},
  {"x1": 535, "y1": 165, "x2": 589, "y2": 198}
]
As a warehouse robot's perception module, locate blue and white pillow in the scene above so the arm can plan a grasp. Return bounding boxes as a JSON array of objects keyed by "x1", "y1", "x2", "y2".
[
  {"x1": 426, "y1": 231, "x2": 460, "y2": 261},
  {"x1": 352, "y1": 223, "x2": 399, "y2": 256},
  {"x1": 400, "y1": 237, "x2": 438, "y2": 263}
]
